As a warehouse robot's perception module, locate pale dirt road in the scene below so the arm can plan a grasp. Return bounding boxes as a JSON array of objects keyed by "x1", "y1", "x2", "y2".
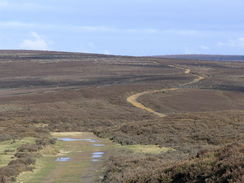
[
  {"x1": 127, "y1": 88, "x2": 177, "y2": 118},
  {"x1": 127, "y1": 65, "x2": 205, "y2": 117}
]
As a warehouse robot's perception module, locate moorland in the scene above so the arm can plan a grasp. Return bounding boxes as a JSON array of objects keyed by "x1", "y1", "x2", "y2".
[{"x1": 0, "y1": 50, "x2": 243, "y2": 183}]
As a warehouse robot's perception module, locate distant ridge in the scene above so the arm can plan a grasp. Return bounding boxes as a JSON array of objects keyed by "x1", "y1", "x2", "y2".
[
  {"x1": 0, "y1": 50, "x2": 134, "y2": 62},
  {"x1": 156, "y1": 54, "x2": 244, "y2": 62}
]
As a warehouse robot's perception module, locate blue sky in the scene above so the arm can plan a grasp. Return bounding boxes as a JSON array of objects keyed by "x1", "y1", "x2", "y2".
[{"x1": 0, "y1": 0, "x2": 244, "y2": 56}]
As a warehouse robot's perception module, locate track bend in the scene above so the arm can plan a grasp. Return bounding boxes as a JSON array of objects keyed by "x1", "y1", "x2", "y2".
[{"x1": 127, "y1": 65, "x2": 205, "y2": 117}]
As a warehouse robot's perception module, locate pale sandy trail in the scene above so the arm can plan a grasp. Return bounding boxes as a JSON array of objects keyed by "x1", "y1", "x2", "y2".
[
  {"x1": 184, "y1": 69, "x2": 191, "y2": 74},
  {"x1": 127, "y1": 88, "x2": 177, "y2": 118},
  {"x1": 127, "y1": 65, "x2": 205, "y2": 117}
]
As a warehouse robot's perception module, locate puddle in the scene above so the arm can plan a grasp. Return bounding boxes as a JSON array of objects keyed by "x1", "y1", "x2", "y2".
[
  {"x1": 93, "y1": 144, "x2": 105, "y2": 147},
  {"x1": 92, "y1": 152, "x2": 105, "y2": 155},
  {"x1": 91, "y1": 152, "x2": 105, "y2": 160},
  {"x1": 85, "y1": 139, "x2": 98, "y2": 143},
  {"x1": 58, "y1": 138, "x2": 82, "y2": 142},
  {"x1": 91, "y1": 159, "x2": 100, "y2": 162},
  {"x1": 56, "y1": 157, "x2": 71, "y2": 162},
  {"x1": 92, "y1": 154, "x2": 103, "y2": 158},
  {"x1": 58, "y1": 138, "x2": 98, "y2": 143}
]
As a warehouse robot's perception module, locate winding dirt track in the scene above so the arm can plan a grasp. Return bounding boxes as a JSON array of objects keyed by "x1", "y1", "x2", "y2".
[{"x1": 127, "y1": 65, "x2": 205, "y2": 117}]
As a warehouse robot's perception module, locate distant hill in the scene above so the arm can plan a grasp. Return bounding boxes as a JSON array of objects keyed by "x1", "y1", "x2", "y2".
[{"x1": 157, "y1": 55, "x2": 244, "y2": 62}]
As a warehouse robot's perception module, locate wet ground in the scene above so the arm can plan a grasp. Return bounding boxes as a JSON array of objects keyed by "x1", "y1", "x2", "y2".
[{"x1": 17, "y1": 132, "x2": 112, "y2": 183}]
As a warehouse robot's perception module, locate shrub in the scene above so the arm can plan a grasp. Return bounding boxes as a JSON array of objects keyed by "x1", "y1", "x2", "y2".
[
  {"x1": 102, "y1": 143, "x2": 244, "y2": 183},
  {"x1": 17, "y1": 144, "x2": 40, "y2": 153}
]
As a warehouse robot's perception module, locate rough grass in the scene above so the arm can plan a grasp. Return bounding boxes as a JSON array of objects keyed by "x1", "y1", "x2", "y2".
[
  {"x1": 116, "y1": 144, "x2": 175, "y2": 154},
  {"x1": 0, "y1": 51, "x2": 244, "y2": 182},
  {"x1": 16, "y1": 156, "x2": 57, "y2": 183},
  {"x1": 0, "y1": 137, "x2": 35, "y2": 167},
  {"x1": 0, "y1": 137, "x2": 56, "y2": 182},
  {"x1": 102, "y1": 143, "x2": 244, "y2": 183},
  {"x1": 139, "y1": 88, "x2": 244, "y2": 114},
  {"x1": 16, "y1": 144, "x2": 61, "y2": 183},
  {"x1": 94, "y1": 111, "x2": 244, "y2": 156},
  {"x1": 0, "y1": 104, "x2": 23, "y2": 112}
]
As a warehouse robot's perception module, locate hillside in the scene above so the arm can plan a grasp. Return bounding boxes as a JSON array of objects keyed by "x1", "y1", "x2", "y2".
[
  {"x1": 0, "y1": 50, "x2": 243, "y2": 183},
  {"x1": 158, "y1": 54, "x2": 244, "y2": 62}
]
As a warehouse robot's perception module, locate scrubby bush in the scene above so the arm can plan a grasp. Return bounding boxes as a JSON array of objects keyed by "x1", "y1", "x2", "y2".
[
  {"x1": 17, "y1": 144, "x2": 40, "y2": 153},
  {"x1": 36, "y1": 137, "x2": 56, "y2": 146},
  {"x1": 0, "y1": 137, "x2": 56, "y2": 182},
  {"x1": 94, "y1": 111, "x2": 244, "y2": 155},
  {"x1": 0, "y1": 175, "x2": 8, "y2": 183},
  {"x1": 102, "y1": 143, "x2": 244, "y2": 183}
]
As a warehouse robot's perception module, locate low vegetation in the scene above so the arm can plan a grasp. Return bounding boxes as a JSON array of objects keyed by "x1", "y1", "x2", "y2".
[
  {"x1": 0, "y1": 137, "x2": 56, "y2": 183},
  {"x1": 102, "y1": 143, "x2": 244, "y2": 183},
  {"x1": 0, "y1": 51, "x2": 243, "y2": 182},
  {"x1": 94, "y1": 111, "x2": 244, "y2": 155}
]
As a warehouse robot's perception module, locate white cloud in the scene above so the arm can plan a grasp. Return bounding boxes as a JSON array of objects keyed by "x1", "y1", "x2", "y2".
[
  {"x1": 217, "y1": 37, "x2": 244, "y2": 48},
  {"x1": 0, "y1": 21, "x2": 159, "y2": 34},
  {"x1": 88, "y1": 42, "x2": 95, "y2": 48},
  {"x1": 79, "y1": 42, "x2": 96, "y2": 53},
  {"x1": 184, "y1": 48, "x2": 200, "y2": 54},
  {"x1": 0, "y1": 21, "x2": 58, "y2": 30},
  {"x1": 0, "y1": 21, "x2": 222, "y2": 36},
  {"x1": 0, "y1": 21, "x2": 237, "y2": 37},
  {"x1": 75, "y1": 26, "x2": 159, "y2": 33},
  {"x1": 175, "y1": 30, "x2": 199, "y2": 36},
  {"x1": 0, "y1": 21, "x2": 36, "y2": 28},
  {"x1": 239, "y1": 37, "x2": 244, "y2": 42},
  {"x1": 0, "y1": 1, "x2": 8, "y2": 8},
  {"x1": 76, "y1": 26, "x2": 117, "y2": 32},
  {"x1": 103, "y1": 50, "x2": 111, "y2": 55},
  {"x1": 20, "y1": 32, "x2": 49, "y2": 50},
  {"x1": 0, "y1": 1, "x2": 51, "y2": 11},
  {"x1": 200, "y1": 45, "x2": 209, "y2": 50}
]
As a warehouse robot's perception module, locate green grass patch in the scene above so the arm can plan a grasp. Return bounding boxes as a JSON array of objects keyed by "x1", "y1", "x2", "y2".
[
  {"x1": 17, "y1": 156, "x2": 57, "y2": 183},
  {"x1": 0, "y1": 137, "x2": 36, "y2": 167},
  {"x1": 0, "y1": 104, "x2": 23, "y2": 112},
  {"x1": 16, "y1": 141, "x2": 64, "y2": 183},
  {"x1": 40, "y1": 140, "x2": 64, "y2": 156},
  {"x1": 115, "y1": 144, "x2": 175, "y2": 154}
]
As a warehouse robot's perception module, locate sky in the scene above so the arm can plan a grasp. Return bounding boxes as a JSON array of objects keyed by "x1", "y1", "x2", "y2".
[{"x1": 0, "y1": 0, "x2": 244, "y2": 56}]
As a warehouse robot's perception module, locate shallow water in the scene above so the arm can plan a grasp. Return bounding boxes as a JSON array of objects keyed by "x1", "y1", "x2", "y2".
[
  {"x1": 92, "y1": 152, "x2": 105, "y2": 155},
  {"x1": 58, "y1": 137, "x2": 98, "y2": 143},
  {"x1": 93, "y1": 144, "x2": 105, "y2": 147},
  {"x1": 92, "y1": 154, "x2": 103, "y2": 158},
  {"x1": 56, "y1": 157, "x2": 71, "y2": 162},
  {"x1": 58, "y1": 138, "x2": 82, "y2": 142},
  {"x1": 86, "y1": 139, "x2": 98, "y2": 143},
  {"x1": 91, "y1": 152, "x2": 105, "y2": 161},
  {"x1": 91, "y1": 159, "x2": 100, "y2": 162}
]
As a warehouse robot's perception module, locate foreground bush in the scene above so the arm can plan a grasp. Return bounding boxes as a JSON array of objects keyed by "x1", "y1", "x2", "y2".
[
  {"x1": 102, "y1": 143, "x2": 244, "y2": 183},
  {"x1": 94, "y1": 111, "x2": 244, "y2": 155},
  {"x1": 0, "y1": 137, "x2": 56, "y2": 183}
]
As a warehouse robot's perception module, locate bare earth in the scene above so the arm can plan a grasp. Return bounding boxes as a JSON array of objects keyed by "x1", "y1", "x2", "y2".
[{"x1": 127, "y1": 65, "x2": 205, "y2": 117}]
